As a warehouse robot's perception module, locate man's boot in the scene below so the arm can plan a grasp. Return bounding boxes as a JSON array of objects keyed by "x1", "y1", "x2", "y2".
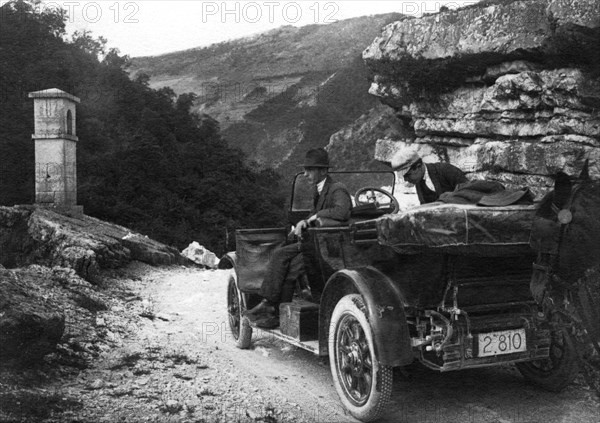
[
  {"x1": 254, "y1": 313, "x2": 279, "y2": 329},
  {"x1": 244, "y1": 299, "x2": 276, "y2": 318}
]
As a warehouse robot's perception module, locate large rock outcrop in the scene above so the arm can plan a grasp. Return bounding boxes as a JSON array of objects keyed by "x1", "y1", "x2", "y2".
[
  {"x1": 326, "y1": 104, "x2": 413, "y2": 171},
  {"x1": 363, "y1": 0, "x2": 600, "y2": 198},
  {"x1": 0, "y1": 206, "x2": 190, "y2": 282}
]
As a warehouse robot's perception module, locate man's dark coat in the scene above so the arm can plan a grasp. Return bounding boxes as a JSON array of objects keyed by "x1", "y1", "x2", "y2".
[
  {"x1": 417, "y1": 163, "x2": 467, "y2": 204},
  {"x1": 312, "y1": 176, "x2": 352, "y2": 221},
  {"x1": 259, "y1": 176, "x2": 351, "y2": 303}
]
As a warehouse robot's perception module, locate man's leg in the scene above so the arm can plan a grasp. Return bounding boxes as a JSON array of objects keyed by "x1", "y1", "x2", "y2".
[
  {"x1": 258, "y1": 242, "x2": 301, "y2": 304},
  {"x1": 246, "y1": 243, "x2": 301, "y2": 327},
  {"x1": 280, "y1": 253, "x2": 305, "y2": 304},
  {"x1": 300, "y1": 233, "x2": 323, "y2": 299}
]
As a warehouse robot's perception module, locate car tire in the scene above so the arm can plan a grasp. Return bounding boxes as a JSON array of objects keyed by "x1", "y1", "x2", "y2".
[
  {"x1": 329, "y1": 294, "x2": 393, "y2": 422},
  {"x1": 516, "y1": 326, "x2": 579, "y2": 392},
  {"x1": 227, "y1": 270, "x2": 252, "y2": 349}
]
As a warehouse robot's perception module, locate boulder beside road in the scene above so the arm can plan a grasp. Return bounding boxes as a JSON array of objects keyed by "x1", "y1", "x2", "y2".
[{"x1": 181, "y1": 241, "x2": 219, "y2": 268}]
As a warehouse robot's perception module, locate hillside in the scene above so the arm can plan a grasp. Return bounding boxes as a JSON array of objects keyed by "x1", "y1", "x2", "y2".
[
  {"x1": 0, "y1": 1, "x2": 286, "y2": 254},
  {"x1": 130, "y1": 15, "x2": 402, "y2": 94},
  {"x1": 129, "y1": 14, "x2": 404, "y2": 175}
]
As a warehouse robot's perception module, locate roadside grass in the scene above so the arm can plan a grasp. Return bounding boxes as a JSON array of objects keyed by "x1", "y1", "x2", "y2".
[
  {"x1": 73, "y1": 291, "x2": 108, "y2": 312},
  {"x1": 165, "y1": 351, "x2": 198, "y2": 366},
  {"x1": 198, "y1": 387, "x2": 217, "y2": 396},
  {"x1": 107, "y1": 344, "x2": 210, "y2": 384},
  {"x1": 173, "y1": 372, "x2": 194, "y2": 381},
  {"x1": 109, "y1": 351, "x2": 145, "y2": 370}
]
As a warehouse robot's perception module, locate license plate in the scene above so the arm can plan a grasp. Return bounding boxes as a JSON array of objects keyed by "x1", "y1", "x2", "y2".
[{"x1": 478, "y1": 328, "x2": 526, "y2": 357}]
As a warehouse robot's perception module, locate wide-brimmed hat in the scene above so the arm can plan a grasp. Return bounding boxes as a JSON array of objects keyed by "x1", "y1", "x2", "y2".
[
  {"x1": 390, "y1": 148, "x2": 421, "y2": 175},
  {"x1": 302, "y1": 148, "x2": 330, "y2": 168}
]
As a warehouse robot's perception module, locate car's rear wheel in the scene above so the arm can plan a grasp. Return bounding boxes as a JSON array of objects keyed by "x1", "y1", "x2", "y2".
[
  {"x1": 227, "y1": 270, "x2": 252, "y2": 349},
  {"x1": 516, "y1": 325, "x2": 579, "y2": 391},
  {"x1": 329, "y1": 294, "x2": 393, "y2": 422}
]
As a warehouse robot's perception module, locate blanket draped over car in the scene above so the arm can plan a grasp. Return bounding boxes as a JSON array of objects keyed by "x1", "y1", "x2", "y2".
[{"x1": 438, "y1": 180, "x2": 535, "y2": 206}]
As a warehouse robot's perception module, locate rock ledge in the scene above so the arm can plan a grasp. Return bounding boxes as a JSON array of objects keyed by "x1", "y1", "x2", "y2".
[{"x1": 0, "y1": 205, "x2": 191, "y2": 282}]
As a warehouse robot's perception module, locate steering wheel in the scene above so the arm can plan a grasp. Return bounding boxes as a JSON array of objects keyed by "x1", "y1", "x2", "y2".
[{"x1": 354, "y1": 187, "x2": 399, "y2": 214}]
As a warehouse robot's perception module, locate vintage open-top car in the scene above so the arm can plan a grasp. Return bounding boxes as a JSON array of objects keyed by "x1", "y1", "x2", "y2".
[{"x1": 219, "y1": 170, "x2": 578, "y2": 422}]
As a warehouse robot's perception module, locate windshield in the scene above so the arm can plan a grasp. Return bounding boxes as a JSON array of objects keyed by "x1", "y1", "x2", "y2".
[{"x1": 291, "y1": 171, "x2": 397, "y2": 212}]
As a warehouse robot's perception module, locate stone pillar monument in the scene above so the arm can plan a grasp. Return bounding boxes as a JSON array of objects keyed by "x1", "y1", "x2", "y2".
[{"x1": 29, "y1": 88, "x2": 83, "y2": 215}]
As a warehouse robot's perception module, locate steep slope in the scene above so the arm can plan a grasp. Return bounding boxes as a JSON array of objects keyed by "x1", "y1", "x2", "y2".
[
  {"x1": 222, "y1": 55, "x2": 381, "y2": 172},
  {"x1": 129, "y1": 14, "x2": 403, "y2": 175}
]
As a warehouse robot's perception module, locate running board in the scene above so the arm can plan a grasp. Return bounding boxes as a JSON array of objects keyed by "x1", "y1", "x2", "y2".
[{"x1": 248, "y1": 321, "x2": 320, "y2": 354}]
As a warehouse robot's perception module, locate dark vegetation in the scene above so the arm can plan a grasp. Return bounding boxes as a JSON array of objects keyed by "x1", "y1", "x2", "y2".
[{"x1": 0, "y1": 0, "x2": 286, "y2": 254}]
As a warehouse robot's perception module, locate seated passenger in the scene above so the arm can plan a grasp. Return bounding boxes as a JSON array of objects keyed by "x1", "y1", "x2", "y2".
[
  {"x1": 391, "y1": 147, "x2": 467, "y2": 204},
  {"x1": 245, "y1": 148, "x2": 352, "y2": 328}
]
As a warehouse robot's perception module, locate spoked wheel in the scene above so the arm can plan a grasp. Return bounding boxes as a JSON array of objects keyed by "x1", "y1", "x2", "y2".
[
  {"x1": 329, "y1": 294, "x2": 393, "y2": 422},
  {"x1": 226, "y1": 270, "x2": 252, "y2": 349},
  {"x1": 516, "y1": 325, "x2": 579, "y2": 391}
]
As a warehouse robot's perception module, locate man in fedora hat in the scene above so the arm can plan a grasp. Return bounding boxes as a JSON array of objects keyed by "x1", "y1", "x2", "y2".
[
  {"x1": 391, "y1": 147, "x2": 467, "y2": 204},
  {"x1": 245, "y1": 148, "x2": 352, "y2": 328}
]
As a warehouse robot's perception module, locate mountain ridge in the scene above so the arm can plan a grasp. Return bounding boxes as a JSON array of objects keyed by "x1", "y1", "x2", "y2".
[
  {"x1": 131, "y1": 15, "x2": 402, "y2": 79},
  {"x1": 129, "y1": 13, "x2": 405, "y2": 177}
]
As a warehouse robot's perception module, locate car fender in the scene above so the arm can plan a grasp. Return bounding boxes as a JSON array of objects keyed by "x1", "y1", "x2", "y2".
[
  {"x1": 218, "y1": 252, "x2": 250, "y2": 309},
  {"x1": 319, "y1": 267, "x2": 413, "y2": 366},
  {"x1": 218, "y1": 252, "x2": 237, "y2": 270}
]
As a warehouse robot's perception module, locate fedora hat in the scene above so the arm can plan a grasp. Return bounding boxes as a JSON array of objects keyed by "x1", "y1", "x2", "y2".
[{"x1": 302, "y1": 148, "x2": 330, "y2": 168}]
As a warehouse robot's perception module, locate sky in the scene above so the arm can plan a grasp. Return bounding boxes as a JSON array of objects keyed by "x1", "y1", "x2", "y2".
[{"x1": 32, "y1": 1, "x2": 478, "y2": 57}]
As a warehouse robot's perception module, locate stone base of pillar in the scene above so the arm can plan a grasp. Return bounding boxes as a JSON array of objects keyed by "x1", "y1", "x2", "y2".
[{"x1": 37, "y1": 204, "x2": 84, "y2": 219}]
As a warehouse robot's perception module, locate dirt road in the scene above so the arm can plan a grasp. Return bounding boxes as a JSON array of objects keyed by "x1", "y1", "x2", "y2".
[
  {"x1": 4, "y1": 263, "x2": 599, "y2": 423},
  {"x1": 124, "y1": 264, "x2": 599, "y2": 423}
]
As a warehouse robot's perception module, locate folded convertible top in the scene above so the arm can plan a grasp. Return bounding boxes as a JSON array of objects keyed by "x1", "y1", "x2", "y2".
[{"x1": 373, "y1": 203, "x2": 537, "y2": 256}]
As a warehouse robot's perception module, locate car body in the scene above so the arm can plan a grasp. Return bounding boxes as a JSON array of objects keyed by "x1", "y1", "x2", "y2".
[{"x1": 220, "y1": 170, "x2": 577, "y2": 422}]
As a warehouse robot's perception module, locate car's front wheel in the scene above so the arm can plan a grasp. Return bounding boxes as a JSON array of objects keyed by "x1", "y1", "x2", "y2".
[
  {"x1": 227, "y1": 270, "x2": 252, "y2": 349},
  {"x1": 329, "y1": 294, "x2": 393, "y2": 422}
]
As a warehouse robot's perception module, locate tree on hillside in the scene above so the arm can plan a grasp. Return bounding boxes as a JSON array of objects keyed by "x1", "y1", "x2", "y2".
[
  {"x1": 0, "y1": 0, "x2": 286, "y2": 254},
  {"x1": 0, "y1": 1, "x2": 68, "y2": 205}
]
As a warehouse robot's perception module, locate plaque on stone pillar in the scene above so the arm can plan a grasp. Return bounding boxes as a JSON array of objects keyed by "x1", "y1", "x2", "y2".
[{"x1": 29, "y1": 88, "x2": 83, "y2": 215}]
